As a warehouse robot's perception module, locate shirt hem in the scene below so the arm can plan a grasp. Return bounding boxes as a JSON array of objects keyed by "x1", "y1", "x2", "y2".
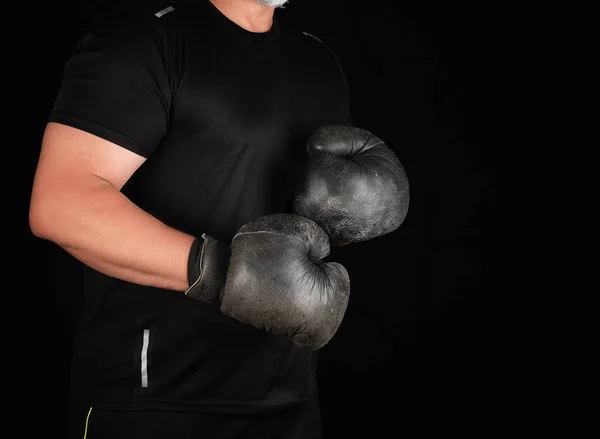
[{"x1": 89, "y1": 398, "x2": 309, "y2": 415}]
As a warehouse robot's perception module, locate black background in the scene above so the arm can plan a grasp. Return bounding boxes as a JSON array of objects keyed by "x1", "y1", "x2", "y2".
[{"x1": 19, "y1": 1, "x2": 595, "y2": 437}]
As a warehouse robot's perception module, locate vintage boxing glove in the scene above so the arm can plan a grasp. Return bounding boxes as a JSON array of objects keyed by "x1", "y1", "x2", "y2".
[
  {"x1": 221, "y1": 213, "x2": 350, "y2": 350},
  {"x1": 293, "y1": 125, "x2": 410, "y2": 243}
]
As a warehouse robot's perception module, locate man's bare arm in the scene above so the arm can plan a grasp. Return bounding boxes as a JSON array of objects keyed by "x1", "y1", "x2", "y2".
[{"x1": 29, "y1": 122, "x2": 194, "y2": 292}]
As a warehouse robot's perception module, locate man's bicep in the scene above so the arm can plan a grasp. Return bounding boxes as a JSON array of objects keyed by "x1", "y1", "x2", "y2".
[{"x1": 39, "y1": 122, "x2": 146, "y2": 190}]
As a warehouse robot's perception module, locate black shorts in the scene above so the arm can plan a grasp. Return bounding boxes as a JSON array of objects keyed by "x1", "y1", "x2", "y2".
[{"x1": 68, "y1": 401, "x2": 323, "y2": 439}]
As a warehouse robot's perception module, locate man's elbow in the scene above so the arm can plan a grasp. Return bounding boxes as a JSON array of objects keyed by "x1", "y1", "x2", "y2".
[
  {"x1": 28, "y1": 187, "x2": 68, "y2": 243},
  {"x1": 29, "y1": 196, "x2": 54, "y2": 241}
]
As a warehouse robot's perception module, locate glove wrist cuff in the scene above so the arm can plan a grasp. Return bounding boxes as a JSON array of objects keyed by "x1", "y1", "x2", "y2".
[
  {"x1": 187, "y1": 235, "x2": 204, "y2": 288},
  {"x1": 185, "y1": 234, "x2": 230, "y2": 303}
]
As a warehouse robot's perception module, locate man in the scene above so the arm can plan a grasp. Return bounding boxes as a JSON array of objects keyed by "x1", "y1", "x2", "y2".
[{"x1": 29, "y1": 0, "x2": 408, "y2": 437}]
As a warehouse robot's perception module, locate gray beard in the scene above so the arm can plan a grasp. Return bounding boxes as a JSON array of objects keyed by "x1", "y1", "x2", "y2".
[{"x1": 256, "y1": 0, "x2": 289, "y2": 8}]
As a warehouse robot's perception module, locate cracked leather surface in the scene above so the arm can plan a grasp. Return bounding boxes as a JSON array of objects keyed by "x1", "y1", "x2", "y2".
[
  {"x1": 293, "y1": 125, "x2": 410, "y2": 242},
  {"x1": 221, "y1": 213, "x2": 350, "y2": 350}
]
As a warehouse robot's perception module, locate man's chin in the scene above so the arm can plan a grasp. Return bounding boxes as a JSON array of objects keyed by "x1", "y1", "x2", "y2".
[{"x1": 256, "y1": 0, "x2": 290, "y2": 8}]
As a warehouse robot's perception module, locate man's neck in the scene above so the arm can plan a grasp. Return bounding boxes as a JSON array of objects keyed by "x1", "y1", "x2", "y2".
[{"x1": 209, "y1": 0, "x2": 276, "y2": 33}]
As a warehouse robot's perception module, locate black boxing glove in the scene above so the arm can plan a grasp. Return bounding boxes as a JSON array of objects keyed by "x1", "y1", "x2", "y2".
[
  {"x1": 185, "y1": 233, "x2": 231, "y2": 303},
  {"x1": 221, "y1": 213, "x2": 350, "y2": 350},
  {"x1": 293, "y1": 125, "x2": 410, "y2": 243}
]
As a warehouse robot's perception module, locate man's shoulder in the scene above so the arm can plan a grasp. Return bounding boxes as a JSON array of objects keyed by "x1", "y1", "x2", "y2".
[
  {"x1": 111, "y1": 0, "x2": 191, "y2": 18},
  {"x1": 88, "y1": 1, "x2": 194, "y2": 30},
  {"x1": 298, "y1": 30, "x2": 324, "y2": 44},
  {"x1": 278, "y1": 17, "x2": 328, "y2": 48},
  {"x1": 284, "y1": 25, "x2": 340, "y2": 59}
]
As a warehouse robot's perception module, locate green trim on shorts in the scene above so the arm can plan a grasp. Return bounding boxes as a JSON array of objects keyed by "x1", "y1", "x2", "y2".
[{"x1": 83, "y1": 407, "x2": 93, "y2": 439}]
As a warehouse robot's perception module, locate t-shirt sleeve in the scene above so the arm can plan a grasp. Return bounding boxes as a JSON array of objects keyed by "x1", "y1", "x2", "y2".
[
  {"x1": 322, "y1": 39, "x2": 354, "y2": 126},
  {"x1": 300, "y1": 30, "x2": 353, "y2": 126},
  {"x1": 48, "y1": 13, "x2": 174, "y2": 158},
  {"x1": 337, "y1": 59, "x2": 354, "y2": 126}
]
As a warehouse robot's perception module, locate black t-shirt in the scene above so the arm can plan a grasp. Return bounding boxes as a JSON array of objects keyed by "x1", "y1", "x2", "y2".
[{"x1": 49, "y1": 0, "x2": 352, "y2": 414}]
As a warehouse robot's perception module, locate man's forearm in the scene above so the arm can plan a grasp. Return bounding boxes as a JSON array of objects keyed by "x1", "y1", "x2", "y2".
[{"x1": 34, "y1": 179, "x2": 194, "y2": 292}]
